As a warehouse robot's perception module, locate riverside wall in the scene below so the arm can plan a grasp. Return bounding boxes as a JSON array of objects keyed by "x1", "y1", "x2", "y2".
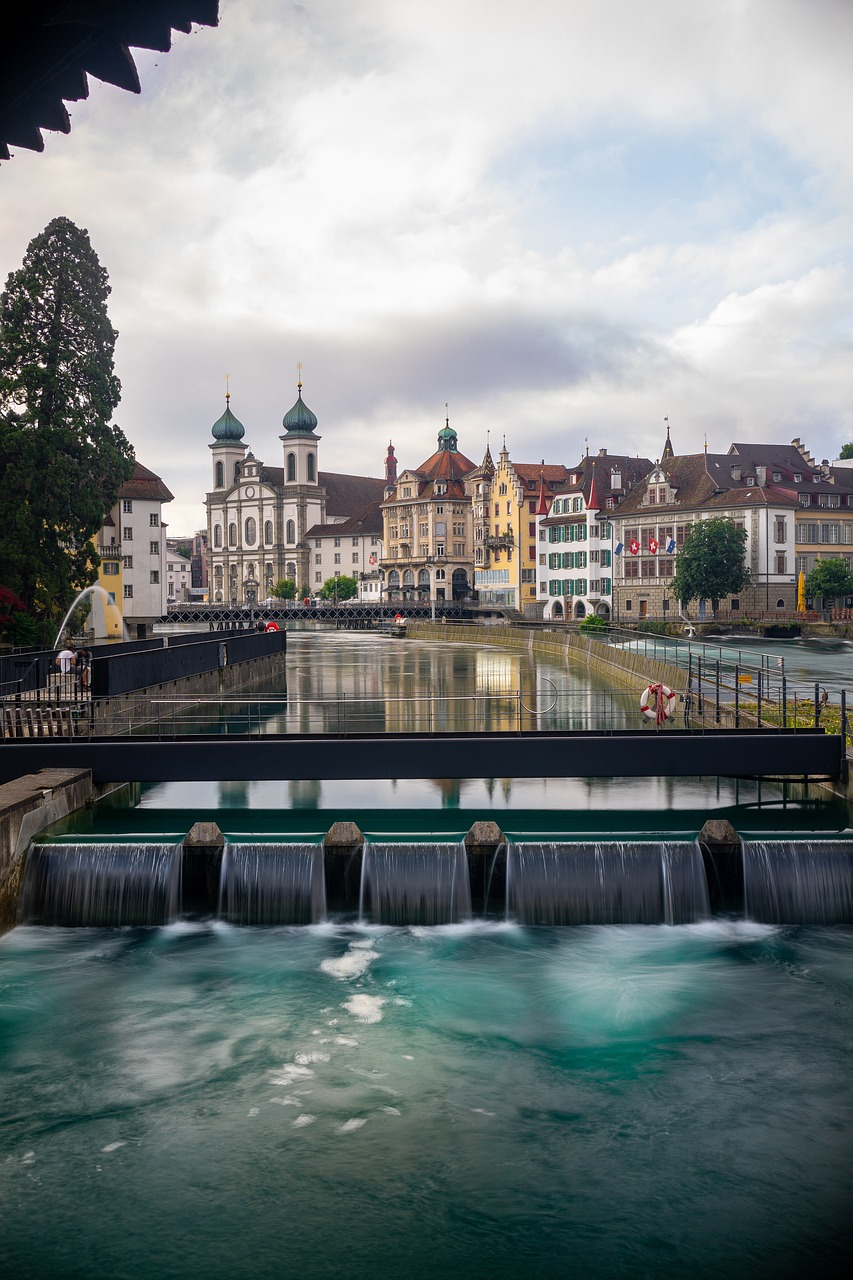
[
  {"x1": 0, "y1": 769, "x2": 92, "y2": 933},
  {"x1": 406, "y1": 623, "x2": 687, "y2": 696}
]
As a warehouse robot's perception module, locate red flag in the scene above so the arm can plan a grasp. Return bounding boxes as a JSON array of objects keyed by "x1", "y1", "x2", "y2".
[
  {"x1": 649, "y1": 537, "x2": 658, "y2": 554},
  {"x1": 629, "y1": 539, "x2": 639, "y2": 555}
]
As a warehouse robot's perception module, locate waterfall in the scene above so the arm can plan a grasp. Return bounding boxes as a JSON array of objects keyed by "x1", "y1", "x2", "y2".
[
  {"x1": 20, "y1": 843, "x2": 181, "y2": 927},
  {"x1": 359, "y1": 842, "x2": 472, "y2": 925},
  {"x1": 506, "y1": 841, "x2": 710, "y2": 926},
  {"x1": 218, "y1": 843, "x2": 327, "y2": 925},
  {"x1": 742, "y1": 840, "x2": 853, "y2": 924}
]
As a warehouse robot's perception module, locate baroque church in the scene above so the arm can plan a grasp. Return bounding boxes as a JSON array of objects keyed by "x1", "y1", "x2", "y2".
[{"x1": 205, "y1": 379, "x2": 386, "y2": 603}]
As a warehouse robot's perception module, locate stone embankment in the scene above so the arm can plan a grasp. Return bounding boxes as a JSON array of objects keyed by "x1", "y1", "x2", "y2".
[{"x1": 407, "y1": 622, "x2": 686, "y2": 696}]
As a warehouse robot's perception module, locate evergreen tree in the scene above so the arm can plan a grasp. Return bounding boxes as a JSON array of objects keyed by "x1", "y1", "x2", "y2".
[
  {"x1": 0, "y1": 216, "x2": 135, "y2": 621},
  {"x1": 669, "y1": 518, "x2": 749, "y2": 611}
]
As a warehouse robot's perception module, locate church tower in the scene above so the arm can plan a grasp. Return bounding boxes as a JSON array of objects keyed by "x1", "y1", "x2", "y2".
[
  {"x1": 280, "y1": 373, "x2": 324, "y2": 592},
  {"x1": 209, "y1": 392, "x2": 247, "y2": 492}
]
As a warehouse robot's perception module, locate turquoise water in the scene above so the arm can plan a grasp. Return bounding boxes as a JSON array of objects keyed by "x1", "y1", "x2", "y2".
[{"x1": 2, "y1": 921, "x2": 851, "y2": 1279}]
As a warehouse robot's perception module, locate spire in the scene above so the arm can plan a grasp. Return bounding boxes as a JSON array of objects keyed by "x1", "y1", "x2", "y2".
[
  {"x1": 586, "y1": 460, "x2": 601, "y2": 514},
  {"x1": 536, "y1": 461, "x2": 549, "y2": 516},
  {"x1": 385, "y1": 440, "x2": 397, "y2": 485},
  {"x1": 661, "y1": 416, "x2": 674, "y2": 461}
]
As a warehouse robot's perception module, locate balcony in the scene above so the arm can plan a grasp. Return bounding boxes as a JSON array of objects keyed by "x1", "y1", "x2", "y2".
[
  {"x1": 485, "y1": 528, "x2": 515, "y2": 552},
  {"x1": 98, "y1": 544, "x2": 122, "y2": 558}
]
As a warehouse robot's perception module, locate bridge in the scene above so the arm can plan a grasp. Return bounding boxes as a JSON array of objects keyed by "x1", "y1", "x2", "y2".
[
  {"x1": 0, "y1": 727, "x2": 842, "y2": 784},
  {"x1": 160, "y1": 601, "x2": 501, "y2": 628}
]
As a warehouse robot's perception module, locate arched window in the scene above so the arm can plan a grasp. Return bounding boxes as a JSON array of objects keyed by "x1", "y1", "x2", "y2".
[
  {"x1": 215, "y1": 461, "x2": 223, "y2": 488},
  {"x1": 403, "y1": 569, "x2": 415, "y2": 586},
  {"x1": 213, "y1": 524, "x2": 222, "y2": 547},
  {"x1": 233, "y1": 462, "x2": 241, "y2": 482},
  {"x1": 306, "y1": 452, "x2": 316, "y2": 482},
  {"x1": 264, "y1": 520, "x2": 273, "y2": 544},
  {"x1": 286, "y1": 519, "x2": 296, "y2": 544},
  {"x1": 214, "y1": 565, "x2": 223, "y2": 580},
  {"x1": 215, "y1": 591, "x2": 223, "y2": 602},
  {"x1": 287, "y1": 452, "x2": 296, "y2": 482},
  {"x1": 387, "y1": 570, "x2": 400, "y2": 588},
  {"x1": 265, "y1": 563, "x2": 273, "y2": 583},
  {"x1": 245, "y1": 517, "x2": 256, "y2": 545},
  {"x1": 286, "y1": 561, "x2": 296, "y2": 578},
  {"x1": 228, "y1": 522, "x2": 237, "y2": 545},
  {"x1": 247, "y1": 563, "x2": 256, "y2": 579}
]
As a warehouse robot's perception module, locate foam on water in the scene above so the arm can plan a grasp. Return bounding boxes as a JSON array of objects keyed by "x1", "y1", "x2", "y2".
[
  {"x1": 320, "y1": 946, "x2": 379, "y2": 980},
  {"x1": 343, "y1": 994, "x2": 385, "y2": 1023}
]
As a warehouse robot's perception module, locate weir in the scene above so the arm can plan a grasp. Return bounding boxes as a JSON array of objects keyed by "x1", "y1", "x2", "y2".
[{"x1": 16, "y1": 829, "x2": 853, "y2": 927}]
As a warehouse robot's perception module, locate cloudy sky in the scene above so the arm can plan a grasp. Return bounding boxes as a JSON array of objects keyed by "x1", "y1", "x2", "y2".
[{"x1": 3, "y1": 0, "x2": 853, "y2": 533}]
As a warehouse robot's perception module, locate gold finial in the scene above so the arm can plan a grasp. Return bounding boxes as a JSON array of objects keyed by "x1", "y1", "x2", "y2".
[
  {"x1": 297, "y1": 360, "x2": 303, "y2": 391},
  {"x1": 225, "y1": 372, "x2": 230, "y2": 403}
]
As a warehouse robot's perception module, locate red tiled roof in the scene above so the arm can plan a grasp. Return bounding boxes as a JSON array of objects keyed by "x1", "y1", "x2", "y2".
[{"x1": 119, "y1": 461, "x2": 174, "y2": 503}]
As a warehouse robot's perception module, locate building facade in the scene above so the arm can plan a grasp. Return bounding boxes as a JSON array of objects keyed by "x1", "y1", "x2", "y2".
[
  {"x1": 612, "y1": 446, "x2": 798, "y2": 620},
  {"x1": 474, "y1": 443, "x2": 573, "y2": 614},
  {"x1": 205, "y1": 382, "x2": 385, "y2": 603},
  {"x1": 97, "y1": 461, "x2": 174, "y2": 634},
  {"x1": 537, "y1": 451, "x2": 653, "y2": 621},
  {"x1": 380, "y1": 419, "x2": 478, "y2": 603}
]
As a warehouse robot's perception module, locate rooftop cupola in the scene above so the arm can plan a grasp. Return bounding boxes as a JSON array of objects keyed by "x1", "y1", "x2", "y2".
[
  {"x1": 437, "y1": 411, "x2": 458, "y2": 453},
  {"x1": 211, "y1": 392, "x2": 245, "y2": 442},
  {"x1": 282, "y1": 374, "x2": 318, "y2": 435}
]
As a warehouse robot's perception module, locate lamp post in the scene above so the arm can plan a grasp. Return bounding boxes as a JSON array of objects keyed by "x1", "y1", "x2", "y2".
[{"x1": 334, "y1": 571, "x2": 339, "y2": 607}]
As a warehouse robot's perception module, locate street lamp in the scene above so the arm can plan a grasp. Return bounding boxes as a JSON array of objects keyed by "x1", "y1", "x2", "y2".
[{"x1": 334, "y1": 570, "x2": 340, "y2": 607}]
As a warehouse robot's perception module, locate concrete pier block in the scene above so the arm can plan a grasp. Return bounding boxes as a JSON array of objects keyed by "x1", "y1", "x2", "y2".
[
  {"x1": 182, "y1": 821, "x2": 225, "y2": 917},
  {"x1": 324, "y1": 821, "x2": 365, "y2": 914},
  {"x1": 465, "y1": 820, "x2": 506, "y2": 915},
  {"x1": 698, "y1": 818, "x2": 744, "y2": 916}
]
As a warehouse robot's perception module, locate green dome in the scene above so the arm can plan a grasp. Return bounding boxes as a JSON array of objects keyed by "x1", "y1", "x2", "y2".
[
  {"x1": 437, "y1": 422, "x2": 458, "y2": 452},
  {"x1": 211, "y1": 398, "x2": 245, "y2": 442},
  {"x1": 282, "y1": 386, "x2": 318, "y2": 434}
]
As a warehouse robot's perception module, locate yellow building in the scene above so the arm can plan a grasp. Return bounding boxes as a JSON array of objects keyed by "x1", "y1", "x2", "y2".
[{"x1": 474, "y1": 442, "x2": 572, "y2": 614}]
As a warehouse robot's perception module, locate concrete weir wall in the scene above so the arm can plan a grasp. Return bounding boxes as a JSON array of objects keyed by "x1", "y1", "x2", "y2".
[
  {"x1": 0, "y1": 769, "x2": 93, "y2": 932},
  {"x1": 406, "y1": 623, "x2": 686, "y2": 695}
]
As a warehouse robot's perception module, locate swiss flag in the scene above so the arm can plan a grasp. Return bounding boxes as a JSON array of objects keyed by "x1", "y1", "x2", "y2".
[
  {"x1": 648, "y1": 537, "x2": 659, "y2": 554},
  {"x1": 629, "y1": 539, "x2": 640, "y2": 555}
]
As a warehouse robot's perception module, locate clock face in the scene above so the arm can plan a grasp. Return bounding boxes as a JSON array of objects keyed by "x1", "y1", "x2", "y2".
[{"x1": 245, "y1": 486, "x2": 255, "y2": 498}]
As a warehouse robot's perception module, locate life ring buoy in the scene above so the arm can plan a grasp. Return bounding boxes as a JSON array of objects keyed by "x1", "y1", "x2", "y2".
[
  {"x1": 265, "y1": 621, "x2": 280, "y2": 632},
  {"x1": 640, "y1": 683, "x2": 676, "y2": 726}
]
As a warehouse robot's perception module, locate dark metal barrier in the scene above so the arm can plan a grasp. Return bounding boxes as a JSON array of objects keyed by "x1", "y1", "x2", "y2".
[
  {"x1": 90, "y1": 628, "x2": 286, "y2": 697},
  {"x1": 0, "y1": 728, "x2": 841, "y2": 785}
]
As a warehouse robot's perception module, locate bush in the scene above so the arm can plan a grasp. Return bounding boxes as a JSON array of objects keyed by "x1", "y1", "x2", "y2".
[
  {"x1": 634, "y1": 619, "x2": 668, "y2": 635},
  {"x1": 579, "y1": 614, "x2": 607, "y2": 632}
]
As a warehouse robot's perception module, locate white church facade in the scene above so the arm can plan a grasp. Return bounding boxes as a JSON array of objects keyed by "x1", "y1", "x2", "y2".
[{"x1": 205, "y1": 381, "x2": 385, "y2": 603}]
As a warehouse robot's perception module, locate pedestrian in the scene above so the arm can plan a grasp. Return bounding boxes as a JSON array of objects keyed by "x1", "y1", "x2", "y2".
[
  {"x1": 56, "y1": 645, "x2": 76, "y2": 676},
  {"x1": 77, "y1": 647, "x2": 92, "y2": 691}
]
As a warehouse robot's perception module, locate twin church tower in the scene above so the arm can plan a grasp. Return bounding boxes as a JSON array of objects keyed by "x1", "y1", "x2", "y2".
[{"x1": 205, "y1": 378, "x2": 387, "y2": 602}]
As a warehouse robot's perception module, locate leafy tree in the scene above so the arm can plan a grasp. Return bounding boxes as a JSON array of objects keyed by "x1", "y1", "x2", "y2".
[
  {"x1": 319, "y1": 574, "x2": 358, "y2": 601},
  {"x1": 270, "y1": 578, "x2": 296, "y2": 600},
  {"x1": 669, "y1": 518, "x2": 749, "y2": 612},
  {"x1": 839, "y1": 443, "x2": 853, "y2": 460},
  {"x1": 805, "y1": 557, "x2": 853, "y2": 603},
  {"x1": 579, "y1": 614, "x2": 606, "y2": 632},
  {"x1": 0, "y1": 216, "x2": 135, "y2": 620}
]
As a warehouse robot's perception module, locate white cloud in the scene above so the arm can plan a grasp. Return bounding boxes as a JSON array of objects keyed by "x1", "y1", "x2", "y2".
[{"x1": 3, "y1": 0, "x2": 853, "y2": 535}]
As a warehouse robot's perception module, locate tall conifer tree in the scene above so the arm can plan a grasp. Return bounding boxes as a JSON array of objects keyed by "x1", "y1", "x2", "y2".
[{"x1": 0, "y1": 216, "x2": 135, "y2": 620}]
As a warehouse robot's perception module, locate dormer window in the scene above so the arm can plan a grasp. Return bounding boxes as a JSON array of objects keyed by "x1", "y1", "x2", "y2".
[
  {"x1": 772, "y1": 471, "x2": 781, "y2": 482},
  {"x1": 746, "y1": 476, "x2": 755, "y2": 486},
  {"x1": 570, "y1": 473, "x2": 579, "y2": 485},
  {"x1": 813, "y1": 473, "x2": 820, "y2": 483},
  {"x1": 794, "y1": 473, "x2": 802, "y2": 482}
]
